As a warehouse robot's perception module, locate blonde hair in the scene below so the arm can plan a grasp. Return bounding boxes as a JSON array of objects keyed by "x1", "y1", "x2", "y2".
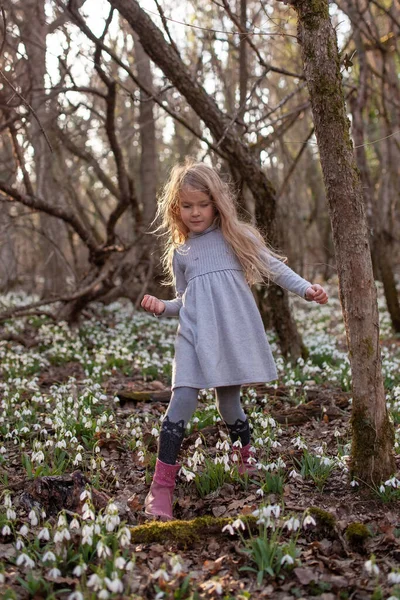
[{"x1": 154, "y1": 158, "x2": 286, "y2": 286}]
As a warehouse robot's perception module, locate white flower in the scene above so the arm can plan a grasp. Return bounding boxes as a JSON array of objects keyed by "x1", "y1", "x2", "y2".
[
  {"x1": 303, "y1": 515, "x2": 317, "y2": 529},
  {"x1": 42, "y1": 551, "x2": 56, "y2": 563},
  {"x1": 232, "y1": 518, "x2": 245, "y2": 531},
  {"x1": 69, "y1": 518, "x2": 80, "y2": 530},
  {"x1": 58, "y1": 514, "x2": 68, "y2": 528},
  {"x1": 16, "y1": 553, "x2": 35, "y2": 569},
  {"x1": 379, "y1": 485, "x2": 385, "y2": 493},
  {"x1": 152, "y1": 568, "x2": 170, "y2": 582},
  {"x1": 96, "y1": 540, "x2": 111, "y2": 558},
  {"x1": 105, "y1": 576, "x2": 124, "y2": 593},
  {"x1": 388, "y1": 571, "x2": 400, "y2": 584},
  {"x1": 87, "y1": 573, "x2": 103, "y2": 591},
  {"x1": 281, "y1": 554, "x2": 294, "y2": 565},
  {"x1": 114, "y1": 556, "x2": 126, "y2": 570},
  {"x1": 28, "y1": 509, "x2": 39, "y2": 526},
  {"x1": 350, "y1": 479, "x2": 359, "y2": 487},
  {"x1": 19, "y1": 524, "x2": 29, "y2": 537},
  {"x1": 38, "y1": 527, "x2": 50, "y2": 541},
  {"x1": 98, "y1": 590, "x2": 110, "y2": 600},
  {"x1": 364, "y1": 558, "x2": 380, "y2": 576},
  {"x1": 48, "y1": 567, "x2": 62, "y2": 578},
  {"x1": 222, "y1": 524, "x2": 234, "y2": 535},
  {"x1": 170, "y1": 554, "x2": 183, "y2": 575},
  {"x1": 284, "y1": 517, "x2": 300, "y2": 532},
  {"x1": 73, "y1": 564, "x2": 87, "y2": 576},
  {"x1": 2, "y1": 525, "x2": 11, "y2": 536},
  {"x1": 117, "y1": 526, "x2": 131, "y2": 547},
  {"x1": 68, "y1": 592, "x2": 84, "y2": 600}
]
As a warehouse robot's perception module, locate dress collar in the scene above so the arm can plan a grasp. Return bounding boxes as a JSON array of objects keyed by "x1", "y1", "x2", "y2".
[{"x1": 188, "y1": 221, "x2": 219, "y2": 239}]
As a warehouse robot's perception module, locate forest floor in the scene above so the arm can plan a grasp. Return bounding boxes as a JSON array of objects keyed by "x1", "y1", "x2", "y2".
[{"x1": 1, "y1": 285, "x2": 400, "y2": 600}]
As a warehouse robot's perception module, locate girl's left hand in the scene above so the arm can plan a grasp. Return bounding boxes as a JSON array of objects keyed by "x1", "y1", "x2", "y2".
[{"x1": 305, "y1": 284, "x2": 328, "y2": 304}]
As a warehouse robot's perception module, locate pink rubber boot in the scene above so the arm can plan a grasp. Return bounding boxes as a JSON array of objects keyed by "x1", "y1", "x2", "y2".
[
  {"x1": 233, "y1": 443, "x2": 259, "y2": 476},
  {"x1": 144, "y1": 459, "x2": 181, "y2": 521}
]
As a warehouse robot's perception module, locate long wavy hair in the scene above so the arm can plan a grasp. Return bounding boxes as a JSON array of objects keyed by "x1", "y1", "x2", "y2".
[{"x1": 154, "y1": 158, "x2": 286, "y2": 285}]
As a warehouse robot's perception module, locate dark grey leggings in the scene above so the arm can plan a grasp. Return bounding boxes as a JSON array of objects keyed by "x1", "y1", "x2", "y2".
[{"x1": 165, "y1": 385, "x2": 246, "y2": 426}]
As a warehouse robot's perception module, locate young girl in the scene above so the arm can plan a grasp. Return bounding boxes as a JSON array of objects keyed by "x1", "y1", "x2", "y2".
[{"x1": 141, "y1": 160, "x2": 328, "y2": 521}]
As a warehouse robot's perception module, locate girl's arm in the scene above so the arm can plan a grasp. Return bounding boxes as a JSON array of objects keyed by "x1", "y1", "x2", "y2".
[
  {"x1": 264, "y1": 252, "x2": 313, "y2": 300},
  {"x1": 157, "y1": 253, "x2": 187, "y2": 317}
]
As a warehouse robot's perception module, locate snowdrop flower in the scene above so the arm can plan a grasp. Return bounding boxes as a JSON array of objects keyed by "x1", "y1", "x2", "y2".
[
  {"x1": 105, "y1": 575, "x2": 123, "y2": 593},
  {"x1": 73, "y1": 453, "x2": 83, "y2": 465},
  {"x1": 15, "y1": 538, "x2": 24, "y2": 550},
  {"x1": 68, "y1": 592, "x2": 84, "y2": 600},
  {"x1": 256, "y1": 488, "x2": 264, "y2": 497},
  {"x1": 38, "y1": 527, "x2": 50, "y2": 541},
  {"x1": 195, "y1": 437, "x2": 203, "y2": 448},
  {"x1": 96, "y1": 540, "x2": 112, "y2": 558},
  {"x1": 117, "y1": 526, "x2": 131, "y2": 547},
  {"x1": 87, "y1": 573, "x2": 103, "y2": 591},
  {"x1": 6, "y1": 508, "x2": 16, "y2": 520},
  {"x1": 388, "y1": 571, "x2": 400, "y2": 584},
  {"x1": 19, "y1": 525, "x2": 29, "y2": 537},
  {"x1": 73, "y1": 564, "x2": 87, "y2": 576},
  {"x1": 114, "y1": 556, "x2": 126, "y2": 570},
  {"x1": 284, "y1": 517, "x2": 300, "y2": 532},
  {"x1": 222, "y1": 524, "x2": 234, "y2": 535},
  {"x1": 2, "y1": 525, "x2": 11, "y2": 536},
  {"x1": 69, "y1": 518, "x2": 80, "y2": 530},
  {"x1": 98, "y1": 589, "x2": 110, "y2": 599},
  {"x1": 364, "y1": 557, "x2": 380, "y2": 576},
  {"x1": 28, "y1": 509, "x2": 38, "y2": 526},
  {"x1": 291, "y1": 436, "x2": 307, "y2": 450},
  {"x1": 181, "y1": 467, "x2": 196, "y2": 482},
  {"x1": 42, "y1": 551, "x2": 57, "y2": 563},
  {"x1": 379, "y1": 485, "x2": 385, "y2": 493},
  {"x1": 48, "y1": 567, "x2": 62, "y2": 578},
  {"x1": 303, "y1": 515, "x2": 317, "y2": 529},
  {"x1": 281, "y1": 554, "x2": 294, "y2": 565},
  {"x1": 152, "y1": 567, "x2": 170, "y2": 582},
  {"x1": 232, "y1": 518, "x2": 245, "y2": 531},
  {"x1": 16, "y1": 553, "x2": 35, "y2": 569},
  {"x1": 350, "y1": 479, "x2": 359, "y2": 487},
  {"x1": 170, "y1": 554, "x2": 183, "y2": 575}
]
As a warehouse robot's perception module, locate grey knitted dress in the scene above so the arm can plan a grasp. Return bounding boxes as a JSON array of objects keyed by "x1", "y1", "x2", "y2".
[{"x1": 160, "y1": 223, "x2": 312, "y2": 390}]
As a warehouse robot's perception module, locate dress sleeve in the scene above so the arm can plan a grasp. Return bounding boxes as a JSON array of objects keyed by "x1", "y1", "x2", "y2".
[
  {"x1": 158, "y1": 252, "x2": 187, "y2": 317},
  {"x1": 262, "y1": 250, "x2": 312, "y2": 300}
]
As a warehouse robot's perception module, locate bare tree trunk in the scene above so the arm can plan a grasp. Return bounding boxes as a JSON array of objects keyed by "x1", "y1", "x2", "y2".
[
  {"x1": 20, "y1": 0, "x2": 68, "y2": 297},
  {"x1": 107, "y1": 0, "x2": 305, "y2": 362},
  {"x1": 282, "y1": 0, "x2": 395, "y2": 483},
  {"x1": 132, "y1": 32, "x2": 157, "y2": 228}
]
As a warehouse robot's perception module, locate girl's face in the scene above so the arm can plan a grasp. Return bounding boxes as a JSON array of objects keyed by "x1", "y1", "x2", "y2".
[{"x1": 179, "y1": 188, "x2": 216, "y2": 234}]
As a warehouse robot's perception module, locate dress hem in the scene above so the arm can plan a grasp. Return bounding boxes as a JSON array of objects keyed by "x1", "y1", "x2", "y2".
[{"x1": 171, "y1": 375, "x2": 278, "y2": 391}]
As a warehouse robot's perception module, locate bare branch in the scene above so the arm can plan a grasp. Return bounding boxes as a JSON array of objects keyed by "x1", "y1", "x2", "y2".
[{"x1": 0, "y1": 184, "x2": 99, "y2": 257}]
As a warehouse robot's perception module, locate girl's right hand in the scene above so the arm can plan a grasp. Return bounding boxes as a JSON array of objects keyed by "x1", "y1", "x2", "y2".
[{"x1": 141, "y1": 294, "x2": 166, "y2": 315}]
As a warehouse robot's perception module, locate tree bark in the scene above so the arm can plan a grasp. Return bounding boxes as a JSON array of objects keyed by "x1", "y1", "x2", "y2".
[
  {"x1": 132, "y1": 32, "x2": 158, "y2": 228},
  {"x1": 20, "y1": 0, "x2": 68, "y2": 297},
  {"x1": 282, "y1": 0, "x2": 395, "y2": 483},
  {"x1": 107, "y1": 0, "x2": 305, "y2": 361}
]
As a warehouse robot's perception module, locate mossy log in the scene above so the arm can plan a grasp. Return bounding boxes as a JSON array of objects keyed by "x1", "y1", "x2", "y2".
[{"x1": 131, "y1": 515, "x2": 257, "y2": 544}]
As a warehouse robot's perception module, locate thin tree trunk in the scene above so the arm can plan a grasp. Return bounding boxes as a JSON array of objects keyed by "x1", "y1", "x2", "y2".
[
  {"x1": 132, "y1": 32, "x2": 157, "y2": 228},
  {"x1": 282, "y1": 0, "x2": 395, "y2": 483},
  {"x1": 20, "y1": 0, "x2": 68, "y2": 297}
]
